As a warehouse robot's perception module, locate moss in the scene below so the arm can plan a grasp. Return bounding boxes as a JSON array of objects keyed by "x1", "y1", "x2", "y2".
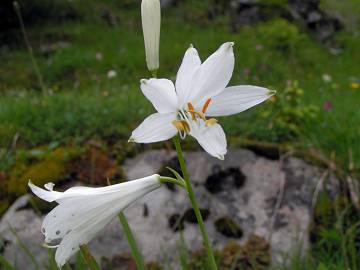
[
  {"x1": 70, "y1": 146, "x2": 123, "y2": 186},
  {"x1": 215, "y1": 217, "x2": 243, "y2": 238},
  {"x1": 189, "y1": 235, "x2": 270, "y2": 270},
  {"x1": 100, "y1": 252, "x2": 163, "y2": 270},
  {"x1": 6, "y1": 147, "x2": 78, "y2": 197}
]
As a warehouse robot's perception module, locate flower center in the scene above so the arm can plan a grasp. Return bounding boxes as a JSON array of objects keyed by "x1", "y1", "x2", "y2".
[{"x1": 172, "y1": 98, "x2": 218, "y2": 138}]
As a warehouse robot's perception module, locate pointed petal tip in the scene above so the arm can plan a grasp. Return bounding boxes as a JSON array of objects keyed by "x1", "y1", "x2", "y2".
[
  {"x1": 221, "y1": 42, "x2": 234, "y2": 50},
  {"x1": 189, "y1": 43, "x2": 194, "y2": 48},
  {"x1": 128, "y1": 137, "x2": 135, "y2": 143},
  {"x1": 268, "y1": 89, "x2": 277, "y2": 96},
  {"x1": 218, "y1": 155, "x2": 225, "y2": 160},
  {"x1": 140, "y1": 79, "x2": 148, "y2": 84}
]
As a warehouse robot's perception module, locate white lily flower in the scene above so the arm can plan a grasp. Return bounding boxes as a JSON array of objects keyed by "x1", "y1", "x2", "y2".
[
  {"x1": 28, "y1": 175, "x2": 161, "y2": 268},
  {"x1": 130, "y1": 42, "x2": 275, "y2": 160},
  {"x1": 141, "y1": 0, "x2": 161, "y2": 71}
]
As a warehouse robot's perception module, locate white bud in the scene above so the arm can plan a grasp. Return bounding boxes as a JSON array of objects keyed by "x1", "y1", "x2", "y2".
[{"x1": 141, "y1": 0, "x2": 161, "y2": 72}]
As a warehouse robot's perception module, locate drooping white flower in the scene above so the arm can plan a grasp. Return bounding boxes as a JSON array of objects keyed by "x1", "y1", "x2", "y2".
[
  {"x1": 141, "y1": 0, "x2": 161, "y2": 71},
  {"x1": 130, "y1": 42, "x2": 275, "y2": 159},
  {"x1": 28, "y1": 175, "x2": 161, "y2": 268}
]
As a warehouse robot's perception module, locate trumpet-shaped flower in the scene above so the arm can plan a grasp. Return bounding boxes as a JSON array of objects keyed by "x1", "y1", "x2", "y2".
[
  {"x1": 141, "y1": 0, "x2": 161, "y2": 71},
  {"x1": 130, "y1": 42, "x2": 275, "y2": 159},
  {"x1": 28, "y1": 175, "x2": 161, "y2": 268}
]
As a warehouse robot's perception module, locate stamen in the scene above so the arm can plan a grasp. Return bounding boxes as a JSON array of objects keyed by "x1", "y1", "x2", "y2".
[
  {"x1": 205, "y1": 118, "x2": 218, "y2": 127},
  {"x1": 43, "y1": 243, "x2": 60, "y2": 249},
  {"x1": 172, "y1": 120, "x2": 190, "y2": 134},
  {"x1": 188, "y1": 110, "x2": 206, "y2": 121},
  {"x1": 202, "y1": 98, "x2": 212, "y2": 114},
  {"x1": 187, "y1": 103, "x2": 196, "y2": 121}
]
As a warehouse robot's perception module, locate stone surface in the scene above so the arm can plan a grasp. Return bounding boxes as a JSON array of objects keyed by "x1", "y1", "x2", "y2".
[{"x1": 0, "y1": 149, "x2": 339, "y2": 269}]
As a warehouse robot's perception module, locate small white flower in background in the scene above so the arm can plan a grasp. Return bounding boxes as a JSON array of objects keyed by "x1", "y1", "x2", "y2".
[
  {"x1": 107, "y1": 70, "x2": 117, "y2": 79},
  {"x1": 322, "y1": 73, "x2": 332, "y2": 83},
  {"x1": 141, "y1": 0, "x2": 161, "y2": 71},
  {"x1": 129, "y1": 42, "x2": 275, "y2": 159},
  {"x1": 28, "y1": 175, "x2": 161, "y2": 267},
  {"x1": 95, "y1": 52, "x2": 103, "y2": 61}
]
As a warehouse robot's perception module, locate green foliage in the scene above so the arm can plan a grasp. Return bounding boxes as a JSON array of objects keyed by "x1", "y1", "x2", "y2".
[
  {"x1": 259, "y1": 80, "x2": 319, "y2": 142},
  {"x1": 257, "y1": 19, "x2": 303, "y2": 52},
  {"x1": 310, "y1": 193, "x2": 360, "y2": 270}
]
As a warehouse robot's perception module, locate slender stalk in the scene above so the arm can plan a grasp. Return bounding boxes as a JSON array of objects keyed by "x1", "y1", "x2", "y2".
[
  {"x1": 79, "y1": 245, "x2": 100, "y2": 270},
  {"x1": 173, "y1": 135, "x2": 218, "y2": 269},
  {"x1": 151, "y1": 69, "x2": 158, "y2": 78},
  {"x1": 159, "y1": 176, "x2": 186, "y2": 188},
  {"x1": 118, "y1": 212, "x2": 146, "y2": 270},
  {"x1": 13, "y1": 1, "x2": 46, "y2": 94}
]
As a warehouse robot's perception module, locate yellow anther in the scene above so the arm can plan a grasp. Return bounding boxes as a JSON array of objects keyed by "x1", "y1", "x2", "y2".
[
  {"x1": 172, "y1": 120, "x2": 190, "y2": 134},
  {"x1": 187, "y1": 102, "x2": 196, "y2": 120},
  {"x1": 205, "y1": 118, "x2": 218, "y2": 127}
]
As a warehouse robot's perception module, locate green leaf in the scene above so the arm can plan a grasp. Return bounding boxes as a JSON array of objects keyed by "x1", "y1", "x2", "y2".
[{"x1": 0, "y1": 254, "x2": 16, "y2": 270}]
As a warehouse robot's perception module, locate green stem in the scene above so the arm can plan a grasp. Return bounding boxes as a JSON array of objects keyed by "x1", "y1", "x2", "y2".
[
  {"x1": 159, "y1": 176, "x2": 186, "y2": 188},
  {"x1": 118, "y1": 212, "x2": 146, "y2": 270},
  {"x1": 79, "y1": 245, "x2": 100, "y2": 270},
  {"x1": 173, "y1": 136, "x2": 218, "y2": 269},
  {"x1": 151, "y1": 69, "x2": 158, "y2": 78}
]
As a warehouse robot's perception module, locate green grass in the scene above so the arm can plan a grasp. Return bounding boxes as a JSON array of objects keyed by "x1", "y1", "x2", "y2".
[{"x1": 0, "y1": 2, "x2": 359, "y2": 175}]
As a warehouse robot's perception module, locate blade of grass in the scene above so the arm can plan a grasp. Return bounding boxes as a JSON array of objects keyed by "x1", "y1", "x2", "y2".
[
  {"x1": 0, "y1": 254, "x2": 16, "y2": 270},
  {"x1": 79, "y1": 245, "x2": 100, "y2": 270},
  {"x1": 118, "y1": 212, "x2": 146, "y2": 270},
  {"x1": 47, "y1": 249, "x2": 57, "y2": 270},
  {"x1": 75, "y1": 251, "x2": 87, "y2": 270},
  {"x1": 178, "y1": 231, "x2": 190, "y2": 270},
  {"x1": 8, "y1": 223, "x2": 39, "y2": 270}
]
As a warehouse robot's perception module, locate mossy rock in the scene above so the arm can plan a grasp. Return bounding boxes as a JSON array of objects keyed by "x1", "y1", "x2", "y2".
[
  {"x1": 6, "y1": 147, "x2": 77, "y2": 196},
  {"x1": 189, "y1": 235, "x2": 270, "y2": 270},
  {"x1": 215, "y1": 217, "x2": 243, "y2": 238}
]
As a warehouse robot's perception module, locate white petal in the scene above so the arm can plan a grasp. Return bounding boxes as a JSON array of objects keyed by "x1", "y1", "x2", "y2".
[
  {"x1": 206, "y1": 86, "x2": 274, "y2": 117},
  {"x1": 28, "y1": 181, "x2": 62, "y2": 202},
  {"x1": 129, "y1": 113, "x2": 177, "y2": 143},
  {"x1": 55, "y1": 214, "x2": 112, "y2": 268},
  {"x1": 190, "y1": 42, "x2": 235, "y2": 106},
  {"x1": 141, "y1": 78, "x2": 178, "y2": 113},
  {"x1": 175, "y1": 46, "x2": 201, "y2": 107},
  {"x1": 190, "y1": 122, "x2": 227, "y2": 160}
]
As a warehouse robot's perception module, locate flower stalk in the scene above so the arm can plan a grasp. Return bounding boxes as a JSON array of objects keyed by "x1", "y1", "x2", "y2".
[{"x1": 173, "y1": 135, "x2": 218, "y2": 269}]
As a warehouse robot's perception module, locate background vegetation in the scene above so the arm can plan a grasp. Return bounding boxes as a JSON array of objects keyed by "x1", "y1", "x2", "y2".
[{"x1": 0, "y1": 0, "x2": 359, "y2": 269}]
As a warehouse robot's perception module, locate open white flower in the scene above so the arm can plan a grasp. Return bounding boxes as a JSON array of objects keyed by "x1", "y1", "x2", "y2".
[
  {"x1": 130, "y1": 42, "x2": 275, "y2": 159},
  {"x1": 28, "y1": 175, "x2": 161, "y2": 268}
]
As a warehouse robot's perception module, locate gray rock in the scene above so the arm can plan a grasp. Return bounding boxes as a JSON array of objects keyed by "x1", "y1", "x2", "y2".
[{"x1": 0, "y1": 149, "x2": 340, "y2": 268}]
